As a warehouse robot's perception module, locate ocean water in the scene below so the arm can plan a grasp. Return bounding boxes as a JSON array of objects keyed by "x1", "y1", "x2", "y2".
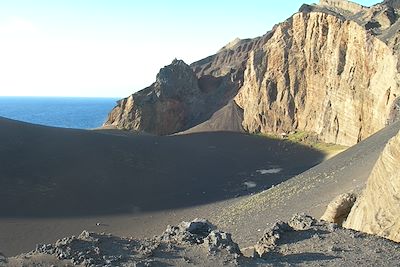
[{"x1": 0, "y1": 97, "x2": 119, "y2": 129}]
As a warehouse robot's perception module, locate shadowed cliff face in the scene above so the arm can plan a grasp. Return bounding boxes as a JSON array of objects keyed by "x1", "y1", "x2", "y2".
[
  {"x1": 105, "y1": 0, "x2": 400, "y2": 145},
  {"x1": 104, "y1": 59, "x2": 201, "y2": 135},
  {"x1": 344, "y1": 129, "x2": 400, "y2": 242},
  {"x1": 104, "y1": 58, "x2": 246, "y2": 135}
]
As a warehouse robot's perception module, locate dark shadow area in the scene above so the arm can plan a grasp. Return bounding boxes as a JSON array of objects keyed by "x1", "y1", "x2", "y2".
[
  {"x1": 278, "y1": 229, "x2": 331, "y2": 245},
  {"x1": 0, "y1": 117, "x2": 324, "y2": 218}
]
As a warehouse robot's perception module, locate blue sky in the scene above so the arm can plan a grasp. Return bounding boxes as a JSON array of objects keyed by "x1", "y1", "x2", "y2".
[{"x1": 0, "y1": 0, "x2": 380, "y2": 97}]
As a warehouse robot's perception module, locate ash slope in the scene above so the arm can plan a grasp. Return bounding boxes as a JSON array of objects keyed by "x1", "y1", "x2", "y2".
[
  {"x1": 1, "y1": 117, "x2": 399, "y2": 265},
  {"x1": 0, "y1": 116, "x2": 323, "y2": 256},
  {"x1": 212, "y1": 120, "x2": 400, "y2": 247}
]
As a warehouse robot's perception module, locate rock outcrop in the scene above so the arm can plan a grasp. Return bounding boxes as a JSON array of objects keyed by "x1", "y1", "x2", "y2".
[
  {"x1": 159, "y1": 218, "x2": 241, "y2": 255},
  {"x1": 235, "y1": 8, "x2": 400, "y2": 146},
  {"x1": 104, "y1": 59, "x2": 204, "y2": 135},
  {"x1": 319, "y1": 0, "x2": 367, "y2": 13},
  {"x1": 105, "y1": 0, "x2": 400, "y2": 146},
  {"x1": 344, "y1": 129, "x2": 400, "y2": 242},
  {"x1": 12, "y1": 219, "x2": 241, "y2": 267},
  {"x1": 8, "y1": 215, "x2": 400, "y2": 266},
  {"x1": 321, "y1": 193, "x2": 357, "y2": 225}
]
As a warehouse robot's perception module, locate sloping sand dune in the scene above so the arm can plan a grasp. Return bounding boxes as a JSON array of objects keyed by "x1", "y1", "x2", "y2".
[
  {"x1": 0, "y1": 117, "x2": 323, "y2": 256},
  {"x1": 214, "y1": 121, "x2": 400, "y2": 247}
]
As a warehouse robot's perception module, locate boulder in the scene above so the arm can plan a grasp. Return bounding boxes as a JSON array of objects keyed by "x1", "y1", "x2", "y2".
[{"x1": 321, "y1": 192, "x2": 357, "y2": 225}]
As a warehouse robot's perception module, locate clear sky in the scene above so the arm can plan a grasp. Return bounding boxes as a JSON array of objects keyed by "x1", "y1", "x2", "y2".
[{"x1": 0, "y1": 0, "x2": 379, "y2": 97}]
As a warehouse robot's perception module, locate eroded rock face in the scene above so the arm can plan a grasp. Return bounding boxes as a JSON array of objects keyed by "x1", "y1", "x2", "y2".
[
  {"x1": 104, "y1": 56, "x2": 247, "y2": 135},
  {"x1": 319, "y1": 0, "x2": 367, "y2": 13},
  {"x1": 105, "y1": 0, "x2": 400, "y2": 145},
  {"x1": 23, "y1": 219, "x2": 241, "y2": 267},
  {"x1": 104, "y1": 59, "x2": 201, "y2": 135},
  {"x1": 321, "y1": 193, "x2": 357, "y2": 225},
  {"x1": 344, "y1": 130, "x2": 400, "y2": 242},
  {"x1": 235, "y1": 10, "x2": 400, "y2": 146}
]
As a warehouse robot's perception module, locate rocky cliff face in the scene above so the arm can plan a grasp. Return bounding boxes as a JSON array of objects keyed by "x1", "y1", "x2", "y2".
[
  {"x1": 105, "y1": 0, "x2": 400, "y2": 145},
  {"x1": 319, "y1": 0, "x2": 366, "y2": 13},
  {"x1": 104, "y1": 44, "x2": 254, "y2": 134},
  {"x1": 235, "y1": 9, "x2": 400, "y2": 146},
  {"x1": 343, "y1": 129, "x2": 400, "y2": 242},
  {"x1": 105, "y1": 59, "x2": 201, "y2": 135}
]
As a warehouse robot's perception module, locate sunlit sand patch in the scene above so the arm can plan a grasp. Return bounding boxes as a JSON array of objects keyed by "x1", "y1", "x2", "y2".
[{"x1": 256, "y1": 168, "x2": 282, "y2": 175}]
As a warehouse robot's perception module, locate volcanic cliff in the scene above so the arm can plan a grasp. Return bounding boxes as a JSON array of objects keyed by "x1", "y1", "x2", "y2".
[
  {"x1": 344, "y1": 127, "x2": 400, "y2": 241},
  {"x1": 104, "y1": 0, "x2": 400, "y2": 145}
]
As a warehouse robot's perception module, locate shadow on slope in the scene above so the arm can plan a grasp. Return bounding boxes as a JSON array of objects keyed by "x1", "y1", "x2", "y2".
[{"x1": 0, "y1": 117, "x2": 324, "y2": 217}]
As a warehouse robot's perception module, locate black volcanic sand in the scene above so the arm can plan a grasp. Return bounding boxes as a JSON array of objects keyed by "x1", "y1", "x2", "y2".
[
  {"x1": 213, "y1": 120, "x2": 400, "y2": 248},
  {"x1": 0, "y1": 117, "x2": 323, "y2": 255}
]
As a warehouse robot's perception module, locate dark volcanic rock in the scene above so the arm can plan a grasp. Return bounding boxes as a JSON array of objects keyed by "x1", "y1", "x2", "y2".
[
  {"x1": 34, "y1": 231, "x2": 140, "y2": 266},
  {"x1": 18, "y1": 219, "x2": 241, "y2": 266},
  {"x1": 0, "y1": 252, "x2": 6, "y2": 264},
  {"x1": 250, "y1": 214, "x2": 318, "y2": 258},
  {"x1": 159, "y1": 218, "x2": 216, "y2": 244},
  {"x1": 204, "y1": 230, "x2": 241, "y2": 254},
  {"x1": 7, "y1": 215, "x2": 400, "y2": 266},
  {"x1": 159, "y1": 218, "x2": 241, "y2": 255}
]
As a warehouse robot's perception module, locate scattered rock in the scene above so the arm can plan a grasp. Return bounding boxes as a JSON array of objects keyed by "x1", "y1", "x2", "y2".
[
  {"x1": 254, "y1": 221, "x2": 292, "y2": 258},
  {"x1": 243, "y1": 181, "x2": 257, "y2": 190},
  {"x1": 9, "y1": 214, "x2": 400, "y2": 266},
  {"x1": 0, "y1": 252, "x2": 6, "y2": 263},
  {"x1": 240, "y1": 246, "x2": 257, "y2": 258},
  {"x1": 159, "y1": 218, "x2": 215, "y2": 244},
  {"x1": 204, "y1": 230, "x2": 241, "y2": 254},
  {"x1": 289, "y1": 213, "x2": 316, "y2": 230}
]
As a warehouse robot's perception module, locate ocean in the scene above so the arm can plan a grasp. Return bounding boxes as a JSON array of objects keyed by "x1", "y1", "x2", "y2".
[{"x1": 0, "y1": 97, "x2": 119, "y2": 129}]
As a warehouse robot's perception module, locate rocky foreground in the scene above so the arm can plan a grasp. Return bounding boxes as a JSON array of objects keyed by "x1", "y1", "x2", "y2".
[{"x1": 3, "y1": 214, "x2": 400, "y2": 266}]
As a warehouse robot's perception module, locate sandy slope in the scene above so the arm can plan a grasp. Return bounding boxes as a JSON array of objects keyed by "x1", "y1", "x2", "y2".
[
  {"x1": 0, "y1": 117, "x2": 323, "y2": 256},
  {"x1": 178, "y1": 100, "x2": 245, "y2": 134},
  {"x1": 1, "y1": 117, "x2": 398, "y2": 260},
  {"x1": 213, "y1": 121, "x2": 400, "y2": 247}
]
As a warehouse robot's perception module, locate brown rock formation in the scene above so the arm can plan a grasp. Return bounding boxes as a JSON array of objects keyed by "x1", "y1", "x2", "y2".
[
  {"x1": 319, "y1": 0, "x2": 367, "y2": 13},
  {"x1": 320, "y1": 193, "x2": 357, "y2": 225},
  {"x1": 104, "y1": 55, "x2": 247, "y2": 134},
  {"x1": 105, "y1": 0, "x2": 400, "y2": 145},
  {"x1": 343, "y1": 129, "x2": 400, "y2": 242},
  {"x1": 104, "y1": 59, "x2": 202, "y2": 135},
  {"x1": 235, "y1": 9, "x2": 400, "y2": 146}
]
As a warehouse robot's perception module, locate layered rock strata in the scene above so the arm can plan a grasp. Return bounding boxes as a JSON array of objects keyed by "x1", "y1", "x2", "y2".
[
  {"x1": 105, "y1": 0, "x2": 400, "y2": 146},
  {"x1": 235, "y1": 9, "x2": 400, "y2": 146},
  {"x1": 321, "y1": 193, "x2": 357, "y2": 225},
  {"x1": 344, "y1": 129, "x2": 400, "y2": 242}
]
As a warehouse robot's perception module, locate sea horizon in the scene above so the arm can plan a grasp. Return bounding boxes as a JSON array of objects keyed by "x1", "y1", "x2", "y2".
[{"x1": 0, "y1": 96, "x2": 120, "y2": 129}]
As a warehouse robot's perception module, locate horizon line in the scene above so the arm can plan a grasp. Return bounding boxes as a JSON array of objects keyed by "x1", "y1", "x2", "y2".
[{"x1": 0, "y1": 95, "x2": 123, "y2": 98}]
